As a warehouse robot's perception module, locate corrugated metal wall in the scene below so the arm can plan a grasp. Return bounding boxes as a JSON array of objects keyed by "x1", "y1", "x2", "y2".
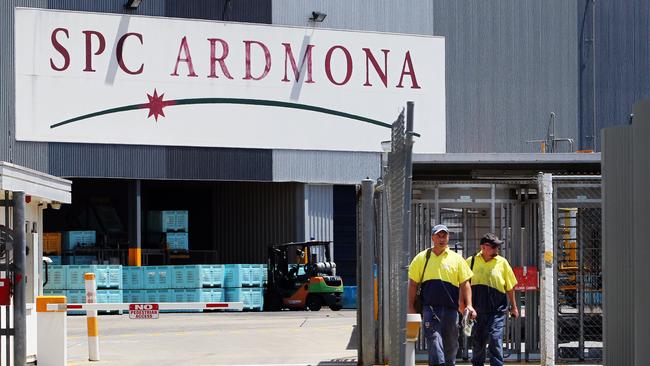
[
  {"x1": 273, "y1": 150, "x2": 380, "y2": 184},
  {"x1": 213, "y1": 181, "x2": 300, "y2": 264},
  {"x1": 272, "y1": 0, "x2": 579, "y2": 153},
  {"x1": 602, "y1": 125, "x2": 633, "y2": 365},
  {"x1": 630, "y1": 102, "x2": 650, "y2": 365},
  {"x1": 304, "y1": 184, "x2": 333, "y2": 242},
  {"x1": 49, "y1": 143, "x2": 273, "y2": 181},
  {"x1": 594, "y1": 0, "x2": 648, "y2": 152},
  {"x1": 602, "y1": 100, "x2": 650, "y2": 365}
]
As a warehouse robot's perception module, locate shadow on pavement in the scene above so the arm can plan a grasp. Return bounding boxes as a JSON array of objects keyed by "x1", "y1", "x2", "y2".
[{"x1": 346, "y1": 325, "x2": 358, "y2": 350}]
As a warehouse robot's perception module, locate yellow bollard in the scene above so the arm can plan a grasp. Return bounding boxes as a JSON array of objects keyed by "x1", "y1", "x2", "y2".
[
  {"x1": 406, "y1": 313, "x2": 422, "y2": 366},
  {"x1": 84, "y1": 273, "x2": 100, "y2": 361}
]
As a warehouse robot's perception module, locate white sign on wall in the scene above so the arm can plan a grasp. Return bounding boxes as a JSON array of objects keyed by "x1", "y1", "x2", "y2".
[{"x1": 15, "y1": 8, "x2": 446, "y2": 153}]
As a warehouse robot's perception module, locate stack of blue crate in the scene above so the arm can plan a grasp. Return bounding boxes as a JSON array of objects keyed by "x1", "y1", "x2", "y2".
[
  {"x1": 148, "y1": 211, "x2": 189, "y2": 252},
  {"x1": 223, "y1": 264, "x2": 265, "y2": 311},
  {"x1": 122, "y1": 265, "x2": 225, "y2": 313},
  {"x1": 43, "y1": 264, "x2": 123, "y2": 315}
]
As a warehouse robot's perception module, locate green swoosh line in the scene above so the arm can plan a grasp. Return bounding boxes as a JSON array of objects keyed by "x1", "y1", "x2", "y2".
[{"x1": 50, "y1": 98, "x2": 393, "y2": 130}]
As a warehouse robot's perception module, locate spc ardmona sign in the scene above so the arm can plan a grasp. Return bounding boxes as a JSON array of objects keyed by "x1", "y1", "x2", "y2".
[{"x1": 15, "y1": 8, "x2": 445, "y2": 152}]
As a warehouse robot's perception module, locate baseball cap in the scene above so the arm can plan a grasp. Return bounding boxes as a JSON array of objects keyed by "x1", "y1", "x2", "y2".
[
  {"x1": 480, "y1": 233, "x2": 503, "y2": 247},
  {"x1": 431, "y1": 224, "x2": 449, "y2": 235}
]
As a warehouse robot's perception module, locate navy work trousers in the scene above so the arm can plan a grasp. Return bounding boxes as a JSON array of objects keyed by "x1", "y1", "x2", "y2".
[
  {"x1": 422, "y1": 305, "x2": 459, "y2": 366},
  {"x1": 471, "y1": 312, "x2": 506, "y2": 366}
]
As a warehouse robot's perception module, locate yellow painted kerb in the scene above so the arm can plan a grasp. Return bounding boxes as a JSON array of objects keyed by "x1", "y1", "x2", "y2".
[
  {"x1": 87, "y1": 317, "x2": 99, "y2": 337},
  {"x1": 84, "y1": 273, "x2": 95, "y2": 280},
  {"x1": 36, "y1": 296, "x2": 66, "y2": 312}
]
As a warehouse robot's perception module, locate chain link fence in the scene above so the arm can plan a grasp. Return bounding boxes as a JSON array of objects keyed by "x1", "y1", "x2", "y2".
[{"x1": 554, "y1": 178, "x2": 602, "y2": 362}]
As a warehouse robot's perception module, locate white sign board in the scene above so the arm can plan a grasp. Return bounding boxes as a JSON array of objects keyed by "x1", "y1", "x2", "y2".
[
  {"x1": 129, "y1": 303, "x2": 159, "y2": 319},
  {"x1": 15, "y1": 8, "x2": 446, "y2": 152}
]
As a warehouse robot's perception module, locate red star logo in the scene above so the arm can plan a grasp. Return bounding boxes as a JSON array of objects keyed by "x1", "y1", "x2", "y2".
[{"x1": 142, "y1": 89, "x2": 175, "y2": 121}]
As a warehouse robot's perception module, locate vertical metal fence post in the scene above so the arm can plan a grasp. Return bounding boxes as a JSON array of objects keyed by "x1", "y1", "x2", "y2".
[
  {"x1": 538, "y1": 173, "x2": 555, "y2": 366},
  {"x1": 13, "y1": 191, "x2": 26, "y2": 366},
  {"x1": 400, "y1": 102, "x2": 414, "y2": 365},
  {"x1": 577, "y1": 211, "x2": 585, "y2": 360},
  {"x1": 360, "y1": 179, "x2": 375, "y2": 366}
]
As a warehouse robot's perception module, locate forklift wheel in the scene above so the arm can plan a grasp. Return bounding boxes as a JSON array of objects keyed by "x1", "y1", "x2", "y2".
[
  {"x1": 306, "y1": 295, "x2": 322, "y2": 311},
  {"x1": 329, "y1": 305, "x2": 342, "y2": 311}
]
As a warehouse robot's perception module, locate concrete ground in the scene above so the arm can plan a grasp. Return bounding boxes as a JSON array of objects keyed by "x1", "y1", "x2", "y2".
[
  {"x1": 67, "y1": 309, "x2": 358, "y2": 366},
  {"x1": 65, "y1": 309, "x2": 601, "y2": 366}
]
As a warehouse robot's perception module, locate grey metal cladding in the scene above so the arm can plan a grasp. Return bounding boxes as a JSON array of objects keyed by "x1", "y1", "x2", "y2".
[
  {"x1": 595, "y1": 0, "x2": 647, "y2": 151},
  {"x1": 1, "y1": 1, "x2": 49, "y2": 171},
  {"x1": 440, "y1": 0, "x2": 578, "y2": 153},
  {"x1": 273, "y1": 149, "x2": 380, "y2": 184},
  {"x1": 45, "y1": 0, "x2": 165, "y2": 15},
  {"x1": 272, "y1": 0, "x2": 434, "y2": 34},
  {"x1": 305, "y1": 184, "x2": 333, "y2": 241},
  {"x1": 601, "y1": 125, "x2": 633, "y2": 366},
  {"x1": 165, "y1": 0, "x2": 271, "y2": 23},
  {"x1": 273, "y1": 1, "x2": 579, "y2": 154},
  {"x1": 48, "y1": 143, "x2": 272, "y2": 180},
  {"x1": 165, "y1": 146, "x2": 272, "y2": 181}
]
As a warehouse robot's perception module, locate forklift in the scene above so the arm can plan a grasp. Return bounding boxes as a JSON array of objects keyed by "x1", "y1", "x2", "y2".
[{"x1": 265, "y1": 240, "x2": 343, "y2": 311}]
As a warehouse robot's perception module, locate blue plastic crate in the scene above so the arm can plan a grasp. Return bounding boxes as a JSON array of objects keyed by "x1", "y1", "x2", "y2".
[
  {"x1": 172, "y1": 265, "x2": 224, "y2": 288},
  {"x1": 43, "y1": 265, "x2": 67, "y2": 290},
  {"x1": 67, "y1": 265, "x2": 122, "y2": 289},
  {"x1": 224, "y1": 264, "x2": 264, "y2": 287},
  {"x1": 67, "y1": 255, "x2": 97, "y2": 265},
  {"x1": 143, "y1": 266, "x2": 173, "y2": 289},
  {"x1": 172, "y1": 265, "x2": 207, "y2": 289},
  {"x1": 100, "y1": 266, "x2": 123, "y2": 289},
  {"x1": 342, "y1": 286, "x2": 357, "y2": 309},
  {"x1": 210, "y1": 265, "x2": 225, "y2": 287},
  {"x1": 122, "y1": 267, "x2": 144, "y2": 289},
  {"x1": 262, "y1": 264, "x2": 268, "y2": 284},
  {"x1": 96, "y1": 289, "x2": 123, "y2": 314},
  {"x1": 183, "y1": 288, "x2": 213, "y2": 302},
  {"x1": 224, "y1": 287, "x2": 263, "y2": 311},
  {"x1": 96, "y1": 289, "x2": 123, "y2": 303},
  {"x1": 123, "y1": 290, "x2": 145, "y2": 304},
  {"x1": 143, "y1": 289, "x2": 174, "y2": 303},
  {"x1": 148, "y1": 211, "x2": 188, "y2": 232},
  {"x1": 65, "y1": 289, "x2": 87, "y2": 315},
  {"x1": 62, "y1": 231, "x2": 96, "y2": 251},
  {"x1": 165, "y1": 233, "x2": 188, "y2": 251}
]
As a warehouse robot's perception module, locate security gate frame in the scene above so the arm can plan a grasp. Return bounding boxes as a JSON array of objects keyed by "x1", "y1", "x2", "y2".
[
  {"x1": 553, "y1": 177, "x2": 602, "y2": 362},
  {"x1": 411, "y1": 181, "x2": 541, "y2": 362}
]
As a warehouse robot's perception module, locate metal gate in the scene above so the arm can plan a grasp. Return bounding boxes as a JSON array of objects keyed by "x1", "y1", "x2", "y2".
[
  {"x1": 553, "y1": 178, "x2": 602, "y2": 361},
  {"x1": 411, "y1": 181, "x2": 541, "y2": 362}
]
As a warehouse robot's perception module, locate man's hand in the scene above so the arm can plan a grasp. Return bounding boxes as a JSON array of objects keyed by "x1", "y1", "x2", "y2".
[
  {"x1": 509, "y1": 305, "x2": 519, "y2": 319},
  {"x1": 466, "y1": 305, "x2": 477, "y2": 319}
]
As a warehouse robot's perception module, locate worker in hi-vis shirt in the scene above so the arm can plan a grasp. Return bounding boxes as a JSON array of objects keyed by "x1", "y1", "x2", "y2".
[
  {"x1": 408, "y1": 224, "x2": 476, "y2": 366},
  {"x1": 465, "y1": 233, "x2": 518, "y2": 366}
]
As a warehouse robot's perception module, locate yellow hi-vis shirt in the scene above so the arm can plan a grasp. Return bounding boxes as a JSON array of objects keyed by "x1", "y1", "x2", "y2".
[
  {"x1": 409, "y1": 247, "x2": 473, "y2": 309},
  {"x1": 466, "y1": 252, "x2": 517, "y2": 314}
]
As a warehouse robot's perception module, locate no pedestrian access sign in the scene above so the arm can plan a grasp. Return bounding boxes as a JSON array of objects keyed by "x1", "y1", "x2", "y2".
[{"x1": 129, "y1": 304, "x2": 159, "y2": 319}]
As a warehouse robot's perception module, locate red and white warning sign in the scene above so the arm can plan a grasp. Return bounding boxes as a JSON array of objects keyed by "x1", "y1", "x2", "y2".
[{"x1": 129, "y1": 304, "x2": 159, "y2": 319}]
